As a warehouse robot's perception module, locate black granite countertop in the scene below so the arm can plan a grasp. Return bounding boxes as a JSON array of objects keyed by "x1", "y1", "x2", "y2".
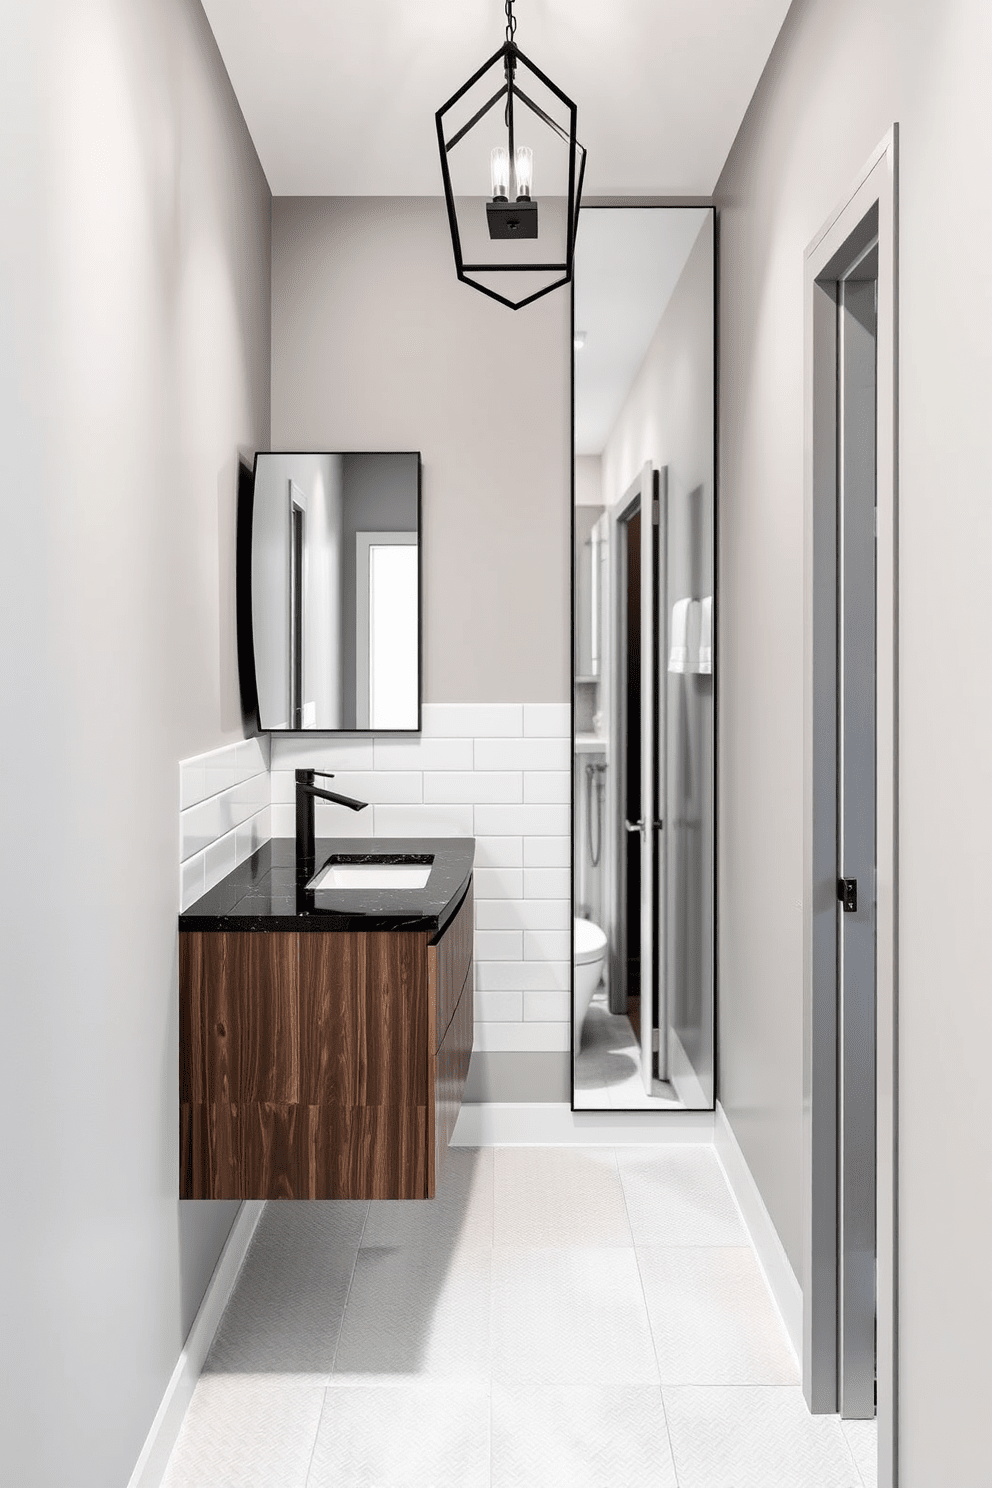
[{"x1": 179, "y1": 837, "x2": 475, "y2": 937}]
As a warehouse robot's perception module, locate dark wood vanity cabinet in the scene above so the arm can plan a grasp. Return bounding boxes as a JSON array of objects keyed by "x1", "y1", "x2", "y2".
[{"x1": 180, "y1": 880, "x2": 473, "y2": 1201}]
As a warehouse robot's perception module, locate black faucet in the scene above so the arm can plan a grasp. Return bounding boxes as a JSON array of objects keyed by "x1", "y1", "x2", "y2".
[{"x1": 295, "y1": 769, "x2": 369, "y2": 877}]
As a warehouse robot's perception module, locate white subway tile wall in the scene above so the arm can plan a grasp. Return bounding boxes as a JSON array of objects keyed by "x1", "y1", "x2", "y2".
[
  {"x1": 179, "y1": 737, "x2": 271, "y2": 910},
  {"x1": 177, "y1": 707, "x2": 572, "y2": 1053},
  {"x1": 268, "y1": 703, "x2": 572, "y2": 1054},
  {"x1": 524, "y1": 836, "x2": 571, "y2": 867}
]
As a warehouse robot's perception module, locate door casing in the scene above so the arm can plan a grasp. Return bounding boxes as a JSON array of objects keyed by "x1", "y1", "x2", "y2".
[
  {"x1": 609, "y1": 466, "x2": 651, "y2": 1023},
  {"x1": 837, "y1": 262, "x2": 878, "y2": 1421},
  {"x1": 803, "y1": 128, "x2": 898, "y2": 1482}
]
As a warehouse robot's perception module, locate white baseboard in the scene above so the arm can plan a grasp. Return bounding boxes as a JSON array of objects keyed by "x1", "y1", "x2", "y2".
[
  {"x1": 451, "y1": 1101, "x2": 715, "y2": 1145},
  {"x1": 714, "y1": 1102, "x2": 802, "y2": 1361},
  {"x1": 127, "y1": 1200, "x2": 265, "y2": 1488}
]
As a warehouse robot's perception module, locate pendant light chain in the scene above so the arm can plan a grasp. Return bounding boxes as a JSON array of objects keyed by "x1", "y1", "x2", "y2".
[{"x1": 504, "y1": 0, "x2": 517, "y2": 133}]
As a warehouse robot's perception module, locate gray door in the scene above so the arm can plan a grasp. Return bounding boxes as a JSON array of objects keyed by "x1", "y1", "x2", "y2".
[
  {"x1": 837, "y1": 261, "x2": 878, "y2": 1419},
  {"x1": 804, "y1": 151, "x2": 896, "y2": 1464}
]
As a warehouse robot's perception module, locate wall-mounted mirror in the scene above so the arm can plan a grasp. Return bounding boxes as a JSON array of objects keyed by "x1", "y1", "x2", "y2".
[
  {"x1": 572, "y1": 207, "x2": 715, "y2": 1112},
  {"x1": 247, "y1": 451, "x2": 421, "y2": 732}
]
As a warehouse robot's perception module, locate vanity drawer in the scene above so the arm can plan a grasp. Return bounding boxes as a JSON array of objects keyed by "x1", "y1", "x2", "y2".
[
  {"x1": 426, "y1": 879, "x2": 474, "y2": 1194},
  {"x1": 429, "y1": 877, "x2": 473, "y2": 1051},
  {"x1": 179, "y1": 870, "x2": 475, "y2": 1201},
  {"x1": 180, "y1": 927, "x2": 432, "y2": 1200},
  {"x1": 432, "y1": 963, "x2": 474, "y2": 1192}
]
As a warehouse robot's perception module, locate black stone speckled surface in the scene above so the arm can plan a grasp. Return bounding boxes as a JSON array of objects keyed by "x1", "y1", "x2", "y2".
[{"x1": 179, "y1": 837, "x2": 475, "y2": 937}]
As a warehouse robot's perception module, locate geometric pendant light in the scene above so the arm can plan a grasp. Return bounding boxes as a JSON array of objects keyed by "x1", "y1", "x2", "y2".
[{"x1": 436, "y1": 0, "x2": 586, "y2": 310}]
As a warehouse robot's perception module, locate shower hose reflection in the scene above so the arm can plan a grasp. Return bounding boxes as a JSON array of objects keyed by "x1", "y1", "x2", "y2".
[{"x1": 585, "y1": 761, "x2": 606, "y2": 868}]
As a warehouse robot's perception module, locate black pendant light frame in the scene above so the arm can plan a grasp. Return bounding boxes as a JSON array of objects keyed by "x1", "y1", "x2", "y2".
[{"x1": 435, "y1": 16, "x2": 586, "y2": 311}]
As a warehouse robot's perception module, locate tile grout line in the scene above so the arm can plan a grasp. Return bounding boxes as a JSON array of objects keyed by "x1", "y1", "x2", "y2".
[
  {"x1": 839, "y1": 1418, "x2": 872, "y2": 1488},
  {"x1": 301, "y1": 1389, "x2": 326, "y2": 1488},
  {"x1": 326, "y1": 1202, "x2": 373, "y2": 1383},
  {"x1": 160, "y1": 1146, "x2": 863, "y2": 1487},
  {"x1": 184, "y1": 763, "x2": 268, "y2": 793},
  {"x1": 614, "y1": 1145, "x2": 686, "y2": 1487}
]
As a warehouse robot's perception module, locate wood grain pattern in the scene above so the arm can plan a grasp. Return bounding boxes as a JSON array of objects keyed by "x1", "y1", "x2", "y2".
[
  {"x1": 432, "y1": 968, "x2": 474, "y2": 1195},
  {"x1": 427, "y1": 882, "x2": 474, "y2": 1196},
  {"x1": 179, "y1": 938, "x2": 199, "y2": 1108},
  {"x1": 180, "y1": 912, "x2": 472, "y2": 1202},
  {"x1": 299, "y1": 930, "x2": 429, "y2": 1108},
  {"x1": 182, "y1": 1103, "x2": 308, "y2": 1200},
  {"x1": 431, "y1": 881, "x2": 473, "y2": 1051},
  {"x1": 308, "y1": 1105, "x2": 429, "y2": 1200},
  {"x1": 181, "y1": 1101, "x2": 430, "y2": 1201},
  {"x1": 181, "y1": 932, "x2": 299, "y2": 1104}
]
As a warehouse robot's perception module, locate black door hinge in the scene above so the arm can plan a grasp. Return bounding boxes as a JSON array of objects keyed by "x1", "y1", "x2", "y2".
[{"x1": 838, "y1": 877, "x2": 858, "y2": 914}]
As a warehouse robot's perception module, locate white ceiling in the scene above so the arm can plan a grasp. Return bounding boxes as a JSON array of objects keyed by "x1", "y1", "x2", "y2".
[
  {"x1": 574, "y1": 207, "x2": 708, "y2": 455},
  {"x1": 200, "y1": 0, "x2": 792, "y2": 197}
]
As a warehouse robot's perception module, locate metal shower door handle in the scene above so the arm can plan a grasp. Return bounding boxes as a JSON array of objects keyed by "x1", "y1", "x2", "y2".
[{"x1": 625, "y1": 818, "x2": 644, "y2": 836}]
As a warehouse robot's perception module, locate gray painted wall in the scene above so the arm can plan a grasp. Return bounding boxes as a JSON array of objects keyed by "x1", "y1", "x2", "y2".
[
  {"x1": 0, "y1": 2, "x2": 271, "y2": 1484},
  {"x1": 270, "y1": 197, "x2": 571, "y2": 706},
  {"x1": 574, "y1": 454, "x2": 603, "y2": 508},
  {"x1": 715, "y1": 0, "x2": 992, "y2": 1479}
]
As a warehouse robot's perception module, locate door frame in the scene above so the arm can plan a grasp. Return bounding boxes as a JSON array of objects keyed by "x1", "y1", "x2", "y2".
[
  {"x1": 803, "y1": 128, "x2": 898, "y2": 1481},
  {"x1": 608, "y1": 464, "x2": 652, "y2": 1017}
]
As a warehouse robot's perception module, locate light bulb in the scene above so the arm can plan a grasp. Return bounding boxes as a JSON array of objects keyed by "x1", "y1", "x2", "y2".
[
  {"x1": 490, "y1": 146, "x2": 510, "y2": 201},
  {"x1": 514, "y1": 145, "x2": 533, "y2": 200}
]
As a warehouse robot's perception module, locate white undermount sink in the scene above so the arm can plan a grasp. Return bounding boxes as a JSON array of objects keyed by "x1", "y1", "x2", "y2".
[{"x1": 308, "y1": 861, "x2": 433, "y2": 891}]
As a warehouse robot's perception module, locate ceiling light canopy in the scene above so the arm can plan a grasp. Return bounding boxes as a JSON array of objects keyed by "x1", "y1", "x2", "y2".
[{"x1": 435, "y1": 0, "x2": 586, "y2": 310}]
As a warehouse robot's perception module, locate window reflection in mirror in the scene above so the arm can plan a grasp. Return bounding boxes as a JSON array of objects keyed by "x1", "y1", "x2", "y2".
[{"x1": 249, "y1": 451, "x2": 421, "y2": 732}]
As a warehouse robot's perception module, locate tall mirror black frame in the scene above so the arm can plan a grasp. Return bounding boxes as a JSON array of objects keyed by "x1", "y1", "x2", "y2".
[{"x1": 571, "y1": 206, "x2": 716, "y2": 1112}]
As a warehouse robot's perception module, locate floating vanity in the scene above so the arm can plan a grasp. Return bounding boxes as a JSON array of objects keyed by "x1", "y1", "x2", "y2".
[{"x1": 179, "y1": 837, "x2": 474, "y2": 1202}]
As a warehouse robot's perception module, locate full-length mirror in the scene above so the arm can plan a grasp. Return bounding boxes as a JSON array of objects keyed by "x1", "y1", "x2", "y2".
[
  {"x1": 572, "y1": 207, "x2": 715, "y2": 1111},
  {"x1": 249, "y1": 451, "x2": 421, "y2": 732}
]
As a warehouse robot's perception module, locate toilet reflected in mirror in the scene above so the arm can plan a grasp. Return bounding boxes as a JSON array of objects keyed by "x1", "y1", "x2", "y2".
[
  {"x1": 573, "y1": 913, "x2": 607, "y2": 1049},
  {"x1": 572, "y1": 206, "x2": 715, "y2": 1112}
]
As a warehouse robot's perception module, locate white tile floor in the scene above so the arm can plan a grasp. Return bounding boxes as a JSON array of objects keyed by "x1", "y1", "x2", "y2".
[
  {"x1": 574, "y1": 992, "x2": 684, "y2": 1109},
  {"x1": 162, "y1": 1145, "x2": 877, "y2": 1488}
]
